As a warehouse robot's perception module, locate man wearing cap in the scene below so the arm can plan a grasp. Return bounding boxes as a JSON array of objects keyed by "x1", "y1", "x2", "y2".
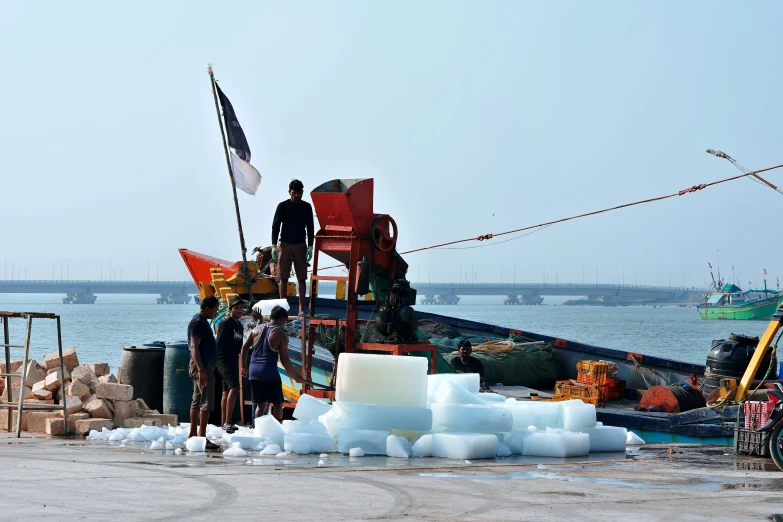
[
  {"x1": 271, "y1": 179, "x2": 314, "y2": 315},
  {"x1": 216, "y1": 296, "x2": 245, "y2": 430}
]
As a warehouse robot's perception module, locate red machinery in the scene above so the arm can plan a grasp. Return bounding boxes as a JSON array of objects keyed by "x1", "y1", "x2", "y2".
[{"x1": 300, "y1": 179, "x2": 438, "y2": 399}]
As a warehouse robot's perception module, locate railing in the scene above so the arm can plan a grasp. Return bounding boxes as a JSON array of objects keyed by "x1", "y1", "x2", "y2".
[{"x1": 407, "y1": 282, "x2": 700, "y2": 292}]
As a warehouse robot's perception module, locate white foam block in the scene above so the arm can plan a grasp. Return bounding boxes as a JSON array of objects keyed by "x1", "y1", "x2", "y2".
[
  {"x1": 336, "y1": 353, "x2": 428, "y2": 407},
  {"x1": 411, "y1": 434, "x2": 434, "y2": 457},
  {"x1": 252, "y1": 298, "x2": 290, "y2": 316},
  {"x1": 254, "y1": 415, "x2": 286, "y2": 446},
  {"x1": 430, "y1": 403, "x2": 513, "y2": 433},
  {"x1": 522, "y1": 429, "x2": 590, "y2": 457},
  {"x1": 227, "y1": 435, "x2": 265, "y2": 449},
  {"x1": 434, "y1": 381, "x2": 483, "y2": 405},
  {"x1": 586, "y1": 426, "x2": 627, "y2": 452},
  {"x1": 337, "y1": 429, "x2": 391, "y2": 455},
  {"x1": 427, "y1": 373, "x2": 480, "y2": 396},
  {"x1": 386, "y1": 435, "x2": 412, "y2": 458},
  {"x1": 430, "y1": 433, "x2": 499, "y2": 460},
  {"x1": 284, "y1": 433, "x2": 335, "y2": 454},
  {"x1": 333, "y1": 402, "x2": 433, "y2": 431},
  {"x1": 293, "y1": 394, "x2": 332, "y2": 423},
  {"x1": 562, "y1": 400, "x2": 597, "y2": 432}
]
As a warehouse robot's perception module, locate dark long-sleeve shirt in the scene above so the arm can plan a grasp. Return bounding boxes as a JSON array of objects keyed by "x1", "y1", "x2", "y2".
[{"x1": 272, "y1": 199, "x2": 314, "y2": 246}]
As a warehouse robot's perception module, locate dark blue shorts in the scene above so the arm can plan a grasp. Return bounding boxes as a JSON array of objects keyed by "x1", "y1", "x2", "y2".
[{"x1": 250, "y1": 378, "x2": 284, "y2": 405}]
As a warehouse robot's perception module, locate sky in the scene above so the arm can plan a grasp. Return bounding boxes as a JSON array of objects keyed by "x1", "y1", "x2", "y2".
[{"x1": 1, "y1": 1, "x2": 782, "y2": 288}]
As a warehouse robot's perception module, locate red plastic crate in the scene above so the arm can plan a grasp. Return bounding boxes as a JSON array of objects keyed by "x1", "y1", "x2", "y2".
[
  {"x1": 744, "y1": 401, "x2": 775, "y2": 429},
  {"x1": 605, "y1": 378, "x2": 626, "y2": 401}
]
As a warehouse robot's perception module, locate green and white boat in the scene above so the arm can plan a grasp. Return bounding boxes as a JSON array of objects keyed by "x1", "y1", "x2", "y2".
[{"x1": 697, "y1": 283, "x2": 782, "y2": 320}]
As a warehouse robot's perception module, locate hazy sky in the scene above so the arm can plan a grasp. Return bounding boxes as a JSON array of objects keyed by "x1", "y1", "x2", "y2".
[{"x1": 2, "y1": 1, "x2": 782, "y2": 288}]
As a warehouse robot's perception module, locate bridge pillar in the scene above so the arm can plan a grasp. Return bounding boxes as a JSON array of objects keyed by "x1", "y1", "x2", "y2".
[
  {"x1": 62, "y1": 293, "x2": 97, "y2": 304},
  {"x1": 157, "y1": 293, "x2": 191, "y2": 305},
  {"x1": 434, "y1": 295, "x2": 460, "y2": 305},
  {"x1": 420, "y1": 295, "x2": 437, "y2": 305}
]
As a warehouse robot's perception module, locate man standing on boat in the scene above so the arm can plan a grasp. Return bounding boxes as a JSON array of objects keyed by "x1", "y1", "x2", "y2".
[
  {"x1": 215, "y1": 295, "x2": 245, "y2": 430},
  {"x1": 271, "y1": 179, "x2": 314, "y2": 316},
  {"x1": 240, "y1": 305, "x2": 303, "y2": 421},
  {"x1": 450, "y1": 340, "x2": 486, "y2": 388},
  {"x1": 187, "y1": 295, "x2": 221, "y2": 449}
]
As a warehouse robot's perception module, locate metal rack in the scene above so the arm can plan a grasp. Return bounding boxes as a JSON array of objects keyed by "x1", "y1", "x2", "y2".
[{"x1": 1, "y1": 312, "x2": 69, "y2": 437}]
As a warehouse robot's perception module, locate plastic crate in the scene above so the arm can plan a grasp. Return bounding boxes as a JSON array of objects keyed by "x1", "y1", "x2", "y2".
[
  {"x1": 605, "y1": 378, "x2": 626, "y2": 401},
  {"x1": 744, "y1": 401, "x2": 775, "y2": 429},
  {"x1": 553, "y1": 380, "x2": 600, "y2": 406},
  {"x1": 734, "y1": 427, "x2": 770, "y2": 456},
  {"x1": 576, "y1": 360, "x2": 618, "y2": 386}
]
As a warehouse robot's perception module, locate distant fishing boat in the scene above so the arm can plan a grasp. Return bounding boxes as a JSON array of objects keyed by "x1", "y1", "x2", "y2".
[{"x1": 697, "y1": 283, "x2": 781, "y2": 320}]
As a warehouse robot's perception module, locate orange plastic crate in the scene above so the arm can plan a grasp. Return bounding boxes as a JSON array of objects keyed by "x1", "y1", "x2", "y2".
[
  {"x1": 576, "y1": 360, "x2": 617, "y2": 386},
  {"x1": 604, "y1": 378, "x2": 626, "y2": 401},
  {"x1": 554, "y1": 380, "x2": 600, "y2": 406}
]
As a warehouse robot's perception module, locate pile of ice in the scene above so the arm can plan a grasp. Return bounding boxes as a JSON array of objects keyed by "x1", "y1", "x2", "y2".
[
  {"x1": 86, "y1": 353, "x2": 644, "y2": 460},
  {"x1": 277, "y1": 353, "x2": 641, "y2": 460}
]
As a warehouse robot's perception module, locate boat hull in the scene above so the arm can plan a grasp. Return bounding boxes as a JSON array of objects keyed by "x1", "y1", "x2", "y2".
[{"x1": 697, "y1": 295, "x2": 781, "y2": 320}]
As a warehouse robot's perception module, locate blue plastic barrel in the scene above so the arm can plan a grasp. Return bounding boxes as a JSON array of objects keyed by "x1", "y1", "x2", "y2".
[{"x1": 163, "y1": 340, "x2": 192, "y2": 423}]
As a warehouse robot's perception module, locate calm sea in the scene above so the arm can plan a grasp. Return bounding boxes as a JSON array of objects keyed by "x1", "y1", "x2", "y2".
[{"x1": 0, "y1": 294, "x2": 772, "y2": 373}]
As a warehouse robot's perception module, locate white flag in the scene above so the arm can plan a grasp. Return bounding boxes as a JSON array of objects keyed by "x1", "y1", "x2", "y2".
[{"x1": 230, "y1": 152, "x2": 261, "y2": 195}]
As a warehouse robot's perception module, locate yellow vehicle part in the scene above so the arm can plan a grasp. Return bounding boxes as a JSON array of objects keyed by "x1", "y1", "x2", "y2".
[{"x1": 736, "y1": 306, "x2": 783, "y2": 401}]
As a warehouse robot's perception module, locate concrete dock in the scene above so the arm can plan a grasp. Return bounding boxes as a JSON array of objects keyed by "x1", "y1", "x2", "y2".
[{"x1": 0, "y1": 434, "x2": 782, "y2": 521}]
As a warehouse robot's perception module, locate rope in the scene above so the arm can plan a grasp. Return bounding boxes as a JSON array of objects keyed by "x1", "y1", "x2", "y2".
[
  {"x1": 312, "y1": 163, "x2": 783, "y2": 272},
  {"x1": 472, "y1": 340, "x2": 515, "y2": 353},
  {"x1": 629, "y1": 354, "x2": 652, "y2": 390}
]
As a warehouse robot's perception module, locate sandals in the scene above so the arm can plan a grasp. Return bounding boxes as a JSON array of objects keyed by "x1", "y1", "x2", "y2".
[{"x1": 205, "y1": 440, "x2": 221, "y2": 451}]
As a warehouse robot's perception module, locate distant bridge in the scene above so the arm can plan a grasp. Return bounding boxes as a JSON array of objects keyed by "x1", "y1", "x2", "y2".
[
  {"x1": 0, "y1": 279, "x2": 704, "y2": 306},
  {"x1": 0, "y1": 280, "x2": 197, "y2": 304}
]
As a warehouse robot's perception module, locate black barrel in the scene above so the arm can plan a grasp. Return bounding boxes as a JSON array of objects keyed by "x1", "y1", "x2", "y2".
[
  {"x1": 163, "y1": 340, "x2": 192, "y2": 423},
  {"x1": 703, "y1": 333, "x2": 775, "y2": 393},
  {"x1": 119, "y1": 341, "x2": 166, "y2": 412}
]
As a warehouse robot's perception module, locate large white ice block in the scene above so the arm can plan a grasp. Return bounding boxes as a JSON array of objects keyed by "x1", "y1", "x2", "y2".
[
  {"x1": 562, "y1": 400, "x2": 597, "y2": 432},
  {"x1": 427, "y1": 373, "x2": 480, "y2": 396},
  {"x1": 227, "y1": 435, "x2": 265, "y2": 449},
  {"x1": 474, "y1": 392, "x2": 506, "y2": 403},
  {"x1": 282, "y1": 420, "x2": 304, "y2": 433},
  {"x1": 586, "y1": 426, "x2": 627, "y2": 452},
  {"x1": 431, "y1": 433, "x2": 499, "y2": 460},
  {"x1": 434, "y1": 382, "x2": 483, "y2": 405},
  {"x1": 298, "y1": 421, "x2": 330, "y2": 436},
  {"x1": 505, "y1": 430, "x2": 535, "y2": 455},
  {"x1": 293, "y1": 394, "x2": 332, "y2": 423},
  {"x1": 336, "y1": 353, "x2": 428, "y2": 407},
  {"x1": 386, "y1": 435, "x2": 412, "y2": 458},
  {"x1": 284, "y1": 433, "x2": 335, "y2": 454},
  {"x1": 332, "y1": 402, "x2": 433, "y2": 431},
  {"x1": 411, "y1": 434, "x2": 434, "y2": 457},
  {"x1": 430, "y1": 403, "x2": 513, "y2": 433},
  {"x1": 254, "y1": 415, "x2": 286, "y2": 446},
  {"x1": 337, "y1": 429, "x2": 391, "y2": 455},
  {"x1": 522, "y1": 429, "x2": 590, "y2": 457},
  {"x1": 319, "y1": 409, "x2": 343, "y2": 438}
]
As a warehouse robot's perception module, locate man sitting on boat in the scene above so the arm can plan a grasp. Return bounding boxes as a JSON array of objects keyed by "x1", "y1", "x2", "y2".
[
  {"x1": 450, "y1": 340, "x2": 486, "y2": 388},
  {"x1": 240, "y1": 305, "x2": 303, "y2": 421},
  {"x1": 271, "y1": 179, "x2": 314, "y2": 316}
]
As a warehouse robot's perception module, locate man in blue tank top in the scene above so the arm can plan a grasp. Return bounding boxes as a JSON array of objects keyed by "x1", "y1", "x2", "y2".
[{"x1": 240, "y1": 305, "x2": 303, "y2": 421}]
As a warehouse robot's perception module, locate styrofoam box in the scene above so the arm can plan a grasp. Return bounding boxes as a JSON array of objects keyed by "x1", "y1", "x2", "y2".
[
  {"x1": 336, "y1": 353, "x2": 428, "y2": 407},
  {"x1": 522, "y1": 429, "x2": 590, "y2": 457},
  {"x1": 430, "y1": 403, "x2": 513, "y2": 433},
  {"x1": 427, "y1": 373, "x2": 480, "y2": 396},
  {"x1": 333, "y1": 402, "x2": 433, "y2": 431},
  {"x1": 337, "y1": 429, "x2": 391, "y2": 455},
  {"x1": 587, "y1": 426, "x2": 627, "y2": 452},
  {"x1": 293, "y1": 394, "x2": 332, "y2": 423},
  {"x1": 430, "y1": 433, "x2": 499, "y2": 460}
]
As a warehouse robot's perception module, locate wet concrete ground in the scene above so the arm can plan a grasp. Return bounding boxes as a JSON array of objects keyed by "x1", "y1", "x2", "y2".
[{"x1": 0, "y1": 433, "x2": 781, "y2": 521}]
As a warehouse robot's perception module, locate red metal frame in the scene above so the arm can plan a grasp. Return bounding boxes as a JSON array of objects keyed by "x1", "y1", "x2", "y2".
[{"x1": 299, "y1": 227, "x2": 437, "y2": 400}]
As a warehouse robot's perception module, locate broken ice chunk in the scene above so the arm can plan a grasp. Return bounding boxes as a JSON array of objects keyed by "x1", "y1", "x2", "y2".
[
  {"x1": 386, "y1": 435, "x2": 412, "y2": 458},
  {"x1": 259, "y1": 444, "x2": 282, "y2": 455},
  {"x1": 427, "y1": 373, "x2": 480, "y2": 396},
  {"x1": 185, "y1": 437, "x2": 207, "y2": 452},
  {"x1": 626, "y1": 431, "x2": 645, "y2": 445},
  {"x1": 223, "y1": 442, "x2": 248, "y2": 457},
  {"x1": 586, "y1": 426, "x2": 627, "y2": 452},
  {"x1": 349, "y1": 447, "x2": 365, "y2": 457},
  {"x1": 411, "y1": 434, "x2": 434, "y2": 457},
  {"x1": 293, "y1": 394, "x2": 332, "y2": 422},
  {"x1": 254, "y1": 415, "x2": 286, "y2": 446},
  {"x1": 496, "y1": 443, "x2": 512, "y2": 457},
  {"x1": 430, "y1": 433, "x2": 499, "y2": 460}
]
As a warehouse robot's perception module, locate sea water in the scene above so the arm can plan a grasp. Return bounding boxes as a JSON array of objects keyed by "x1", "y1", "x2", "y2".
[{"x1": 0, "y1": 293, "x2": 771, "y2": 370}]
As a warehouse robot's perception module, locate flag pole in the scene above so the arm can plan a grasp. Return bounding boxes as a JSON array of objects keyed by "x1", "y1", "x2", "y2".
[{"x1": 207, "y1": 64, "x2": 253, "y2": 299}]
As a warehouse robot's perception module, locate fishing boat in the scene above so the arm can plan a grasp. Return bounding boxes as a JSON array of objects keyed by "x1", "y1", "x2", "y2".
[{"x1": 697, "y1": 283, "x2": 781, "y2": 320}]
